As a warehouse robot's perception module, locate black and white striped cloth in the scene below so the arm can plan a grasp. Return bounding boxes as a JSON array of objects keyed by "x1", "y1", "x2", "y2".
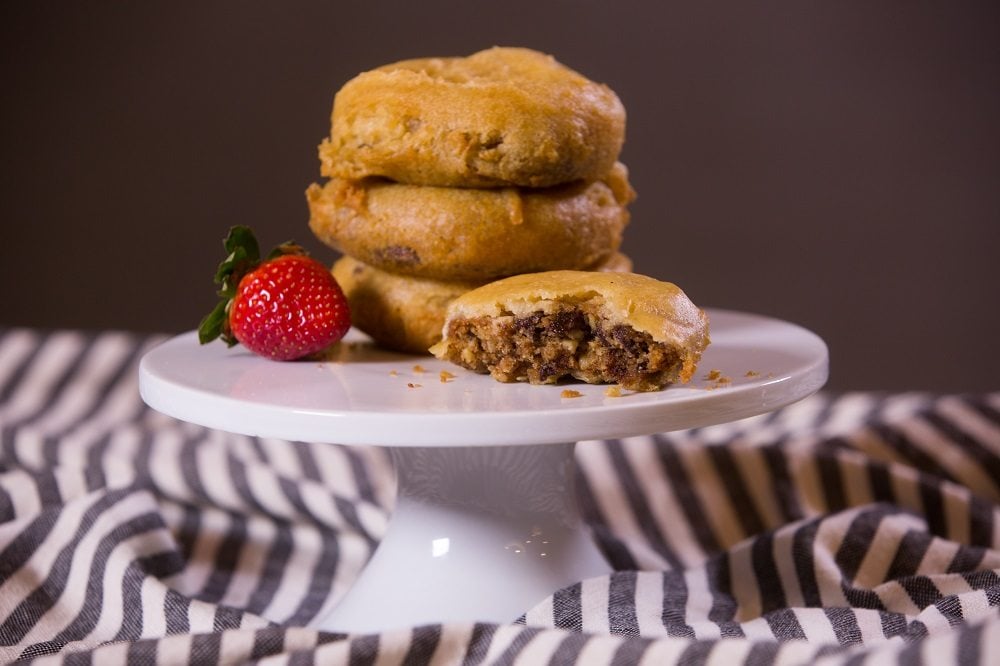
[{"x1": 0, "y1": 327, "x2": 997, "y2": 665}]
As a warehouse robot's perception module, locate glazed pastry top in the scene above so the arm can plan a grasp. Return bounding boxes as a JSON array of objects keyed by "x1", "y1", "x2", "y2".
[{"x1": 440, "y1": 270, "x2": 710, "y2": 351}]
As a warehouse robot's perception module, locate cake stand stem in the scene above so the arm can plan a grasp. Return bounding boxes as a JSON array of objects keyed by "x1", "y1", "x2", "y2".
[{"x1": 314, "y1": 442, "x2": 611, "y2": 633}]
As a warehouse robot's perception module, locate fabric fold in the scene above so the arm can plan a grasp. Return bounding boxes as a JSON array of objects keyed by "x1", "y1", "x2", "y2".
[{"x1": 0, "y1": 327, "x2": 997, "y2": 664}]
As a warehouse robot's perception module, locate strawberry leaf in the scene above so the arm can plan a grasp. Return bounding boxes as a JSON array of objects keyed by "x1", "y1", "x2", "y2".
[
  {"x1": 198, "y1": 299, "x2": 233, "y2": 345},
  {"x1": 213, "y1": 226, "x2": 262, "y2": 293},
  {"x1": 200, "y1": 225, "x2": 265, "y2": 345},
  {"x1": 224, "y1": 225, "x2": 260, "y2": 263}
]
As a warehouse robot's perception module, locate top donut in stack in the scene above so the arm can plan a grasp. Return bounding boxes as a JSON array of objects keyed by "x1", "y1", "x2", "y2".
[{"x1": 306, "y1": 46, "x2": 636, "y2": 353}]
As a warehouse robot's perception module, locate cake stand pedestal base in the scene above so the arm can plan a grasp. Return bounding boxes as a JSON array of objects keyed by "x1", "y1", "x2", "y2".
[{"x1": 315, "y1": 442, "x2": 610, "y2": 633}]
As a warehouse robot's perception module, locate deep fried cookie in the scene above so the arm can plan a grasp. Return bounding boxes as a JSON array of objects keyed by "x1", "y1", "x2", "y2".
[
  {"x1": 430, "y1": 271, "x2": 710, "y2": 391},
  {"x1": 320, "y1": 47, "x2": 626, "y2": 188},
  {"x1": 332, "y1": 253, "x2": 634, "y2": 355},
  {"x1": 308, "y1": 163, "x2": 634, "y2": 282}
]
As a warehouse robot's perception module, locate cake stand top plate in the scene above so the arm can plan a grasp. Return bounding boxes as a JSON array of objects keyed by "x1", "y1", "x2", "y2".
[{"x1": 139, "y1": 308, "x2": 828, "y2": 447}]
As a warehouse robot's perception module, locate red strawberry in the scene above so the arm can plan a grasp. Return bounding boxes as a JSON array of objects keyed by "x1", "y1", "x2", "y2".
[{"x1": 199, "y1": 226, "x2": 350, "y2": 360}]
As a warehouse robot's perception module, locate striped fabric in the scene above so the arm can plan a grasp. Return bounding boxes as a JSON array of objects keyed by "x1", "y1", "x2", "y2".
[{"x1": 0, "y1": 327, "x2": 997, "y2": 665}]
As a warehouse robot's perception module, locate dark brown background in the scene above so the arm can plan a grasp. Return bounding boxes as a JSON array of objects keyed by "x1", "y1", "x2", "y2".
[{"x1": 2, "y1": 2, "x2": 998, "y2": 392}]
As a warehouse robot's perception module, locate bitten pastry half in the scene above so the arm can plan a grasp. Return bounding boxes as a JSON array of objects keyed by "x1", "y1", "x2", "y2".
[
  {"x1": 320, "y1": 46, "x2": 626, "y2": 188},
  {"x1": 430, "y1": 271, "x2": 710, "y2": 391},
  {"x1": 307, "y1": 163, "x2": 634, "y2": 281},
  {"x1": 334, "y1": 253, "x2": 634, "y2": 355}
]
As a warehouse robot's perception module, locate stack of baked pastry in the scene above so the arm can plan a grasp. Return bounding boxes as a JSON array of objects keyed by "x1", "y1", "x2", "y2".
[{"x1": 306, "y1": 46, "x2": 636, "y2": 353}]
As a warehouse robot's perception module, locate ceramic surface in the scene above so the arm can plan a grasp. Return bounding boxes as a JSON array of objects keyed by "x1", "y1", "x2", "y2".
[
  {"x1": 318, "y1": 443, "x2": 610, "y2": 632},
  {"x1": 139, "y1": 309, "x2": 829, "y2": 447}
]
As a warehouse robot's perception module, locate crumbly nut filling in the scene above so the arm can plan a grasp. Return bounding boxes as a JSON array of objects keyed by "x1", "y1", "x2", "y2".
[{"x1": 440, "y1": 303, "x2": 684, "y2": 391}]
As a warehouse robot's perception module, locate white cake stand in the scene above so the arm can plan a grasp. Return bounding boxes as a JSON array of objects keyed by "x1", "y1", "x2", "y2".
[{"x1": 139, "y1": 308, "x2": 827, "y2": 633}]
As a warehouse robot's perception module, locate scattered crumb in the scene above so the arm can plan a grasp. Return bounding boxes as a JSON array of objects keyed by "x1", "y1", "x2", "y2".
[
  {"x1": 407, "y1": 382, "x2": 422, "y2": 389},
  {"x1": 412, "y1": 364, "x2": 426, "y2": 374},
  {"x1": 560, "y1": 389, "x2": 583, "y2": 399},
  {"x1": 745, "y1": 370, "x2": 760, "y2": 377},
  {"x1": 389, "y1": 369, "x2": 398, "y2": 377},
  {"x1": 604, "y1": 385, "x2": 623, "y2": 398},
  {"x1": 703, "y1": 368, "x2": 732, "y2": 390},
  {"x1": 439, "y1": 371, "x2": 456, "y2": 383}
]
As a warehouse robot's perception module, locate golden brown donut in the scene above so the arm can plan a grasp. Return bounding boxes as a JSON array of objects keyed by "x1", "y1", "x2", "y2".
[
  {"x1": 308, "y1": 163, "x2": 635, "y2": 282},
  {"x1": 319, "y1": 47, "x2": 626, "y2": 187},
  {"x1": 430, "y1": 271, "x2": 710, "y2": 391},
  {"x1": 332, "y1": 253, "x2": 633, "y2": 355}
]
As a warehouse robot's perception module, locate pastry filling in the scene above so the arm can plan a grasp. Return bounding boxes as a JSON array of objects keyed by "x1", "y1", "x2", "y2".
[{"x1": 440, "y1": 302, "x2": 683, "y2": 391}]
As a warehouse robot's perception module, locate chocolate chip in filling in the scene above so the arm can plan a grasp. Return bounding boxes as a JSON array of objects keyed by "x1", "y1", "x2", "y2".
[{"x1": 441, "y1": 302, "x2": 684, "y2": 391}]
